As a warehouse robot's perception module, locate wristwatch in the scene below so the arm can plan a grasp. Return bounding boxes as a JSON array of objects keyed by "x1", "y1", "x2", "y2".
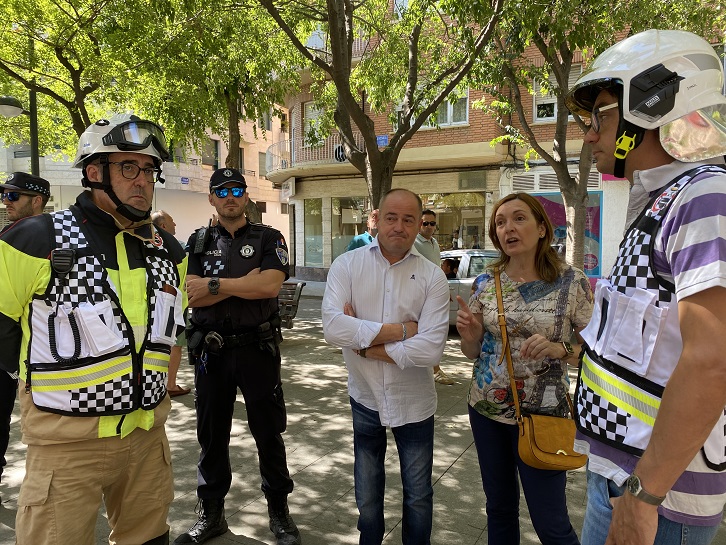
[
  {"x1": 626, "y1": 474, "x2": 666, "y2": 506},
  {"x1": 208, "y1": 277, "x2": 220, "y2": 295},
  {"x1": 562, "y1": 341, "x2": 574, "y2": 358}
]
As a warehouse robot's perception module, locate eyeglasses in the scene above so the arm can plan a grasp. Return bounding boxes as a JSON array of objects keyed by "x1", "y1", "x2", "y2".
[
  {"x1": 590, "y1": 102, "x2": 618, "y2": 134},
  {"x1": 422, "y1": 221, "x2": 437, "y2": 226},
  {"x1": 101, "y1": 119, "x2": 170, "y2": 161},
  {"x1": 109, "y1": 161, "x2": 162, "y2": 182},
  {"x1": 1, "y1": 192, "x2": 33, "y2": 202},
  {"x1": 213, "y1": 187, "x2": 246, "y2": 198}
]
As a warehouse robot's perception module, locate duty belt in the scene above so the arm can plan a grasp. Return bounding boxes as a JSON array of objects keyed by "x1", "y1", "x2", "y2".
[{"x1": 222, "y1": 331, "x2": 258, "y2": 348}]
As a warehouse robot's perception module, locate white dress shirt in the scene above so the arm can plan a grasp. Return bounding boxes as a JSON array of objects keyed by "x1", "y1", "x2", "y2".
[{"x1": 322, "y1": 239, "x2": 450, "y2": 427}]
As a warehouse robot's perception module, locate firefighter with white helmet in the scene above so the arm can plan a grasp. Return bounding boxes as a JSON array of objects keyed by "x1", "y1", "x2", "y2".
[
  {"x1": 565, "y1": 30, "x2": 726, "y2": 545},
  {"x1": 73, "y1": 114, "x2": 170, "y2": 222},
  {"x1": 0, "y1": 114, "x2": 187, "y2": 544}
]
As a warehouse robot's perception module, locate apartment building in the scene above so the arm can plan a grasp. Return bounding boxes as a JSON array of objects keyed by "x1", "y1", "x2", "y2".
[{"x1": 265, "y1": 42, "x2": 631, "y2": 282}]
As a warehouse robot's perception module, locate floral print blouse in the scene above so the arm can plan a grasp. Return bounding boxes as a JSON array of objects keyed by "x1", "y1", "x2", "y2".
[{"x1": 467, "y1": 266, "x2": 593, "y2": 424}]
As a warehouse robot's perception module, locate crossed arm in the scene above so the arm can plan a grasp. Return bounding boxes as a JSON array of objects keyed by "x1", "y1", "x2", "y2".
[{"x1": 186, "y1": 268, "x2": 286, "y2": 307}]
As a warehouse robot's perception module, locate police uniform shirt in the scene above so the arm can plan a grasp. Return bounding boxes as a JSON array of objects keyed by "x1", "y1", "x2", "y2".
[{"x1": 187, "y1": 222, "x2": 290, "y2": 332}]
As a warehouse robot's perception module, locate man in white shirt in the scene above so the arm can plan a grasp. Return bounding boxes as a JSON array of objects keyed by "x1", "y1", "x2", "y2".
[
  {"x1": 414, "y1": 210, "x2": 455, "y2": 385},
  {"x1": 322, "y1": 189, "x2": 450, "y2": 545}
]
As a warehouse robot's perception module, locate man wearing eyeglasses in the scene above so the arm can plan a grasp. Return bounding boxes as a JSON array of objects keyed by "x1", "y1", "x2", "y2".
[
  {"x1": 0, "y1": 114, "x2": 187, "y2": 545},
  {"x1": 178, "y1": 168, "x2": 300, "y2": 545},
  {"x1": 565, "y1": 30, "x2": 726, "y2": 545}
]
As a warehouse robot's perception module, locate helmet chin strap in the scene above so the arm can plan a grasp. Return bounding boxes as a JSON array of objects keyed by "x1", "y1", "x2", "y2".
[
  {"x1": 612, "y1": 94, "x2": 645, "y2": 179},
  {"x1": 82, "y1": 156, "x2": 151, "y2": 222}
]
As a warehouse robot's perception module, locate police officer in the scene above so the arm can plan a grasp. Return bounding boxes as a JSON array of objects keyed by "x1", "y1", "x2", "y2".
[
  {"x1": 0, "y1": 115, "x2": 187, "y2": 545},
  {"x1": 175, "y1": 168, "x2": 300, "y2": 545}
]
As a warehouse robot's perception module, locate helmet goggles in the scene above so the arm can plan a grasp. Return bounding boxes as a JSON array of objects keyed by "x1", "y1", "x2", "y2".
[{"x1": 101, "y1": 120, "x2": 170, "y2": 162}]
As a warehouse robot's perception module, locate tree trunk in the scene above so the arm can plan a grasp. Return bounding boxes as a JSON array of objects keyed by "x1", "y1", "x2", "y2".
[{"x1": 224, "y1": 88, "x2": 261, "y2": 224}]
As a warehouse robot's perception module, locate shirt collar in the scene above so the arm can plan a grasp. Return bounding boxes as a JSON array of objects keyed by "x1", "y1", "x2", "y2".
[
  {"x1": 367, "y1": 236, "x2": 422, "y2": 262},
  {"x1": 635, "y1": 159, "x2": 724, "y2": 194}
]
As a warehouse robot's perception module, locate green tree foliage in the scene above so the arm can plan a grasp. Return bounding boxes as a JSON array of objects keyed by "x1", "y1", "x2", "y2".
[
  {"x1": 468, "y1": 0, "x2": 724, "y2": 269},
  {"x1": 255, "y1": 0, "x2": 505, "y2": 207},
  {"x1": 0, "y1": 0, "x2": 174, "y2": 156}
]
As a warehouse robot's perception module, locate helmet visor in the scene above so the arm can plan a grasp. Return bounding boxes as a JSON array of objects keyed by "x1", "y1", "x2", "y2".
[
  {"x1": 102, "y1": 120, "x2": 170, "y2": 161},
  {"x1": 660, "y1": 104, "x2": 726, "y2": 162}
]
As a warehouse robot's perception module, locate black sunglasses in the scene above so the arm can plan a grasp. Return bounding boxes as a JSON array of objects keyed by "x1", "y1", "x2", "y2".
[
  {"x1": 422, "y1": 221, "x2": 436, "y2": 226},
  {"x1": 1, "y1": 192, "x2": 33, "y2": 202},
  {"x1": 213, "y1": 187, "x2": 246, "y2": 198}
]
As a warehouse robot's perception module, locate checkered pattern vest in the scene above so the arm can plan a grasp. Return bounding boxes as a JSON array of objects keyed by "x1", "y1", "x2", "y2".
[
  {"x1": 575, "y1": 164, "x2": 726, "y2": 458},
  {"x1": 25, "y1": 209, "x2": 181, "y2": 416}
]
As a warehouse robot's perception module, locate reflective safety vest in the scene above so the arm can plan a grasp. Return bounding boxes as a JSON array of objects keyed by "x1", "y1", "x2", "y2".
[
  {"x1": 26, "y1": 209, "x2": 184, "y2": 416},
  {"x1": 576, "y1": 164, "x2": 726, "y2": 470}
]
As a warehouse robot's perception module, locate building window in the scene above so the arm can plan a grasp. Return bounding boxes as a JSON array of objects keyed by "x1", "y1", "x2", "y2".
[
  {"x1": 332, "y1": 197, "x2": 369, "y2": 260},
  {"x1": 303, "y1": 101, "x2": 324, "y2": 146},
  {"x1": 260, "y1": 110, "x2": 272, "y2": 131},
  {"x1": 259, "y1": 152, "x2": 267, "y2": 178},
  {"x1": 534, "y1": 65, "x2": 582, "y2": 122},
  {"x1": 239, "y1": 147, "x2": 245, "y2": 170},
  {"x1": 304, "y1": 198, "x2": 323, "y2": 267},
  {"x1": 281, "y1": 203, "x2": 289, "y2": 214},
  {"x1": 424, "y1": 91, "x2": 468, "y2": 127},
  {"x1": 257, "y1": 201, "x2": 267, "y2": 213},
  {"x1": 201, "y1": 138, "x2": 219, "y2": 169}
]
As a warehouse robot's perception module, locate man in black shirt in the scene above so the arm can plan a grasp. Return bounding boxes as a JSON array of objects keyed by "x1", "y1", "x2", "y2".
[{"x1": 175, "y1": 168, "x2": 300, "y2": 545}]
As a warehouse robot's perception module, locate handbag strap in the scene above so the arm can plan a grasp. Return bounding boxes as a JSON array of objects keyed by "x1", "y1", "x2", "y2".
[
  {"x1": 494, "y1": 267, "x2": 523, "y2": 421},
  {"x1": 494, "y1": 267, "x2": 576, "y2": 421}
]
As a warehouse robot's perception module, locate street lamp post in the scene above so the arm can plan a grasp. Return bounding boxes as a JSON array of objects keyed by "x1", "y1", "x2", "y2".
[{"x1": 0, "y1": 93, "x2": 40, "y2": 176}]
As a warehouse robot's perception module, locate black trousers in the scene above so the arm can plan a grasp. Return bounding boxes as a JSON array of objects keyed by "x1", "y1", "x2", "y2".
[
  {"x1": 0, "y1": 371, "x2": 17, "y2": 481},
  {"x1": 193, "y1": 341, "x2": 293, "y2": 500}
]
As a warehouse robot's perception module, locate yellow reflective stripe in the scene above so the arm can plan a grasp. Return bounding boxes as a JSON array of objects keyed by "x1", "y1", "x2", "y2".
[
  {"x1": 581, "y1": 353, "x2": 660, "y2": 425},
  {"x1": 31, "y1": 357, "x2": 132, "y2": 391},
  {"x1": 144, "y1": 352, "x2": 169, "y2": 373}
]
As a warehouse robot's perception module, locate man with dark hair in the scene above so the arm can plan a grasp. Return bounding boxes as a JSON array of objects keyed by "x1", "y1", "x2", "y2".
[
  {"x1": 415, "y1": 209, "x2": 455, "y2": 385},
  {"x1": 0, "y1": 172, "x2": 51, "y2": 223},
  {"x1": 0, "y1": 171, "x2": 52, "y2": 500},
  {"x1": 566, "y1": 30, "x2": 726, "y2": 545},
  {"x1": 177, "y1": 167, "x2": 300, "y2": 545},
  {"x1": 0, "y1": 115, "x2": 187, "y2": 545}
]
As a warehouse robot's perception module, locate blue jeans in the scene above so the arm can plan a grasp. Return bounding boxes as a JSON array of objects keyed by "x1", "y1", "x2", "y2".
[
  {"x1": 581, "y1": 468, "x2": 720, "y2": 545},
  {"x1": 468, "y1": 406, "x2": 580, "y2": 545},
  {"x1": 350, "y1": 397, "x2": 434, "y2": 545}
]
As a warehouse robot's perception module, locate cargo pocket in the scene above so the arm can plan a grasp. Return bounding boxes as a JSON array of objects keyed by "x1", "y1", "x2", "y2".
[{"x1": 18, "y1": 469, "x2": 53, "y2": 507}]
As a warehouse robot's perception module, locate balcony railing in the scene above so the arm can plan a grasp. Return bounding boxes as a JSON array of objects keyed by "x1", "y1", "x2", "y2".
[{"x1": 266, "y1": 132, "x2": 366, "y2": 174}]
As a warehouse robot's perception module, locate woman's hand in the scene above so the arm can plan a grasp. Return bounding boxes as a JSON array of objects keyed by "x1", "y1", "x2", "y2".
[{"x1": 520, "y1": 333, "x2": 565, "y2": 360}]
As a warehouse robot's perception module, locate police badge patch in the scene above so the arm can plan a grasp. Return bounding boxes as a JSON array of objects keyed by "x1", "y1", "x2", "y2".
[
  {"x1": 240, "y1": 245, "x2": 255, "y2": 258},
  {"x1": 276, "y1": 248, "x2": 289, "y2": 265}
]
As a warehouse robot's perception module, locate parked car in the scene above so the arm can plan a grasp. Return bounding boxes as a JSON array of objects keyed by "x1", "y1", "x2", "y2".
[{"x1": 440, "y1": 249, "x2": 499, "y2": 325}]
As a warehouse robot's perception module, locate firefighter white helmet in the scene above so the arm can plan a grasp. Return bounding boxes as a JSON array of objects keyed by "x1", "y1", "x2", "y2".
[
  {"x1": 566, "y1": 29, "x2": 726, "y2": 163},
  {"x1": 72, "y1": 114, "x2": 169, "y2": 168}
]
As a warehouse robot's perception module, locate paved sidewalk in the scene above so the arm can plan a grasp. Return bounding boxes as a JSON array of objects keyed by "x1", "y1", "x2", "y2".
[{"x1": 0, "y1": 288, "x2": 724, "y2": 544}]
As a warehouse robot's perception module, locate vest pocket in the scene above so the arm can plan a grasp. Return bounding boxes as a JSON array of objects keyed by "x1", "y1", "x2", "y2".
[
  {"x1": 150, "y1": 287, "x2": 184, "y2": 345},
  {"x1": 582, "y1": 283, "x2": 668, "y2": 377},
  {"x1": 30, "y1": 300, "x2": 124, "y2": 361}
]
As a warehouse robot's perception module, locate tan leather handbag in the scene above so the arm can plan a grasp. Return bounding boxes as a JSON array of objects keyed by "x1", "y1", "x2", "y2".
[{"x1": 494, "y1": 268, "x2": 587, "y2": 471}]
